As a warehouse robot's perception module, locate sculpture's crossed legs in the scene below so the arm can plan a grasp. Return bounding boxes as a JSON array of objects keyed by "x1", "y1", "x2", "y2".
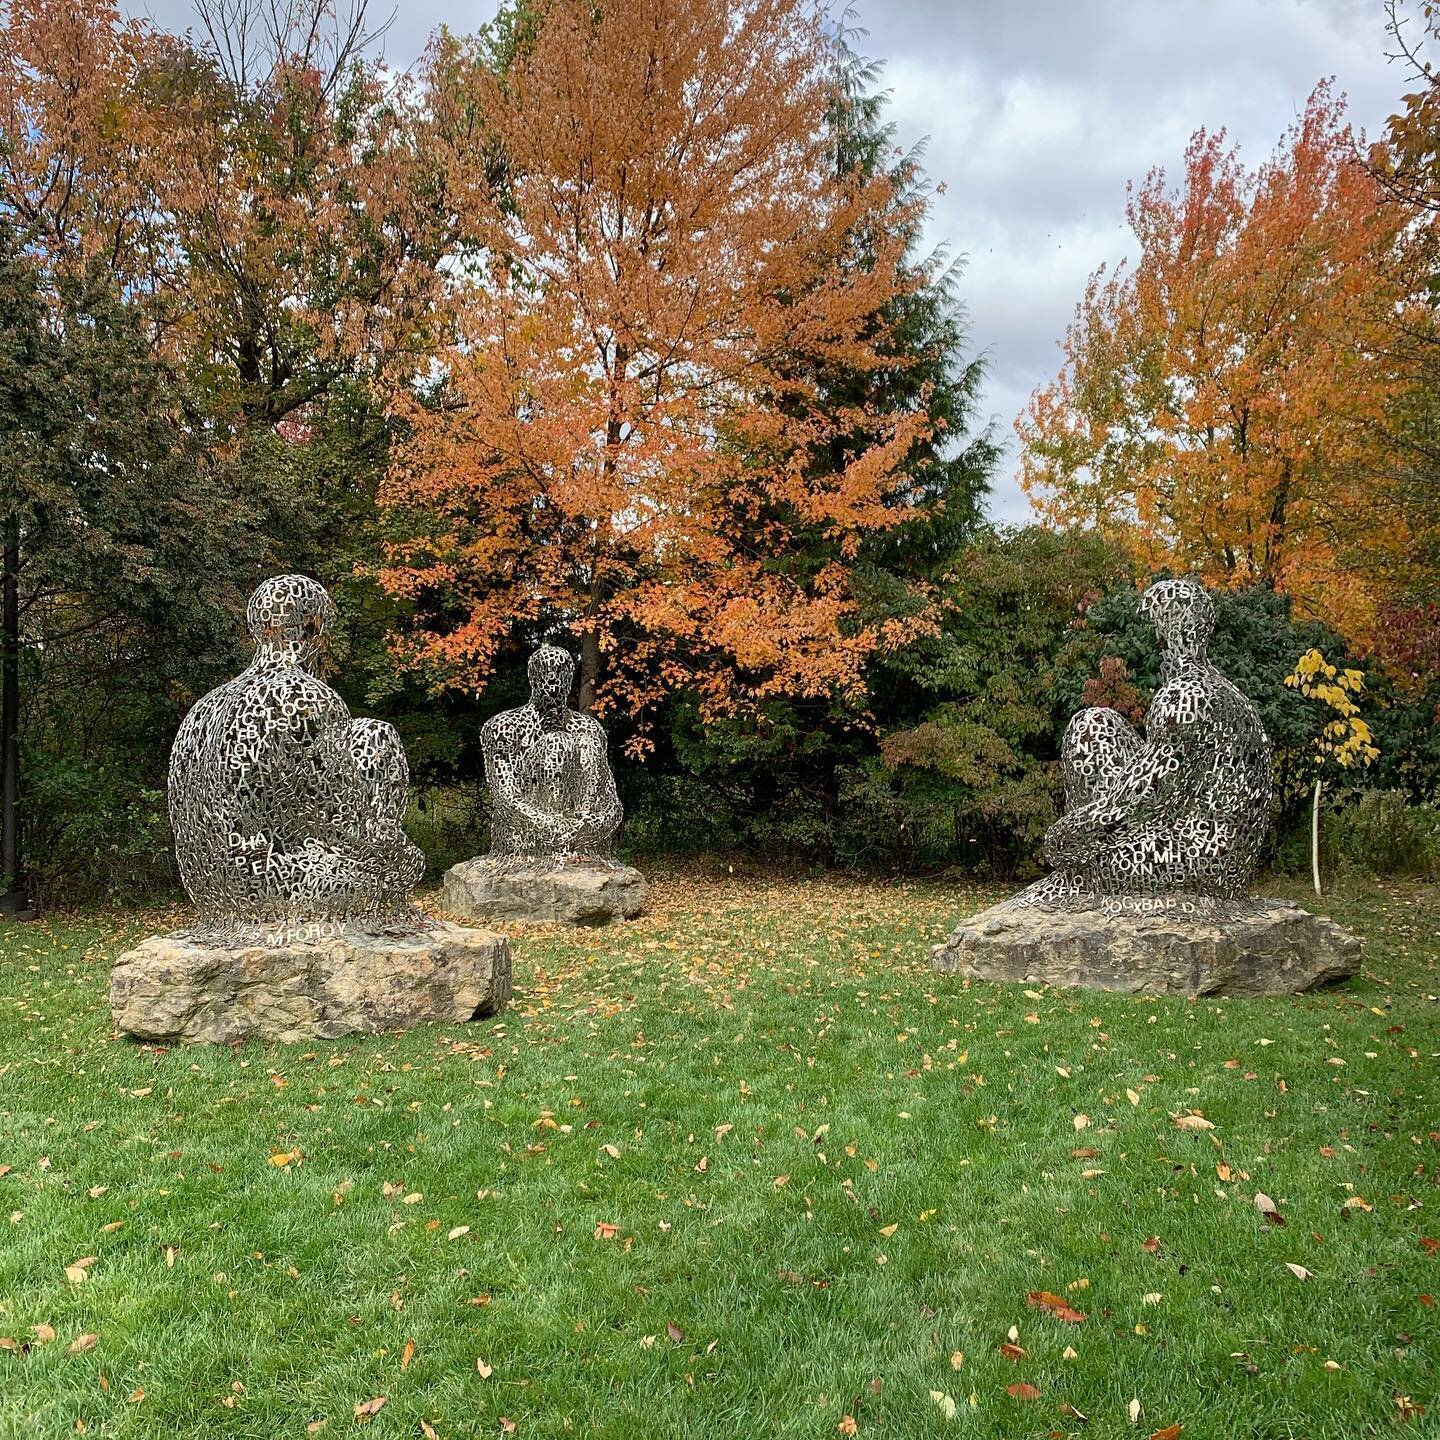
[{"x1": 1018, "y1": 706, "x2": 1151, "y2": 906}]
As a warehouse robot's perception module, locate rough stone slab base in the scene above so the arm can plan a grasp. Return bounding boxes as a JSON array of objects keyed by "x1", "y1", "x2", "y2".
[
  {"x1": 930, "y1": 898, "x2": 1360, "y2": 996},
  {"x1": 442, "y1": 859, "x2": 647, "y2": 926},
  {"x1": 109, "y1": 921, "x2": 512, "y2": 1044}
]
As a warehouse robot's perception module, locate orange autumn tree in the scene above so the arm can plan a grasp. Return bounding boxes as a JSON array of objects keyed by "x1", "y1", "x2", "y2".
[
  {"x1": 1017, "y1": 84, "x2": 1415, "y2": 639},
  {"x1": 377, "y1": 0, "x2": 934, "y2": 745},
  {"x1": 0, "y1": 0, "x2": 440, "y2": 424}
]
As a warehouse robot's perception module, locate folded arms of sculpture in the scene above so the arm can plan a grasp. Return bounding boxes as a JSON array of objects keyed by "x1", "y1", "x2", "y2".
[
  {"x1": 168, "y1": 574, "x2": 425, "y2": 943},
  {"x1": 1020, "y1": 578, "x2": 1272, "y2": 911},
  {"x1": 480, "y1": 644, "x2": 623, "y2": 868}
]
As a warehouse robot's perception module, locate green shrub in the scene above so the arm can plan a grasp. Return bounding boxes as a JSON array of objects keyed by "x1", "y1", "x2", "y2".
[
  {"x1": 1271, "y1": 788, "x2": 1440, "y2": 881},
  {"x1": 1326, "y1": 789, "x2": 1440, "y2": 878},
  {"x1": 404, "y1": 787, "x2": 487, "y2": 879},
  {"x1": 22, "y1": 752, "x2": 175, "y2": 908}
]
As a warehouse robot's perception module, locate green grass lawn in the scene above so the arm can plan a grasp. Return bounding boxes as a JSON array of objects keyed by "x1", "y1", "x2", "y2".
[{"x1": 1, "y1": 873, "x2": 1438, "y2": 1439}]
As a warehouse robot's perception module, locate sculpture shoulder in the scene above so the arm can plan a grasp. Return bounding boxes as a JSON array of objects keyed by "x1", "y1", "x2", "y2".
[
  {"x1": 175, "y1": 666, "x2": 348, "y2": 756},
  {"x1": 482, "y1": 705, "x2": 540, "y2": 747},
  {"x1": 570, "y1": 712, "x2": 609, "y2": 747},
  {"x1": 1147, "y1": 670, "x2": 1218, "y2": 737}
]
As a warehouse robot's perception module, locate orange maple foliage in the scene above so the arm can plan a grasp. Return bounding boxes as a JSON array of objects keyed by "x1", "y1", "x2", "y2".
[
  {"x1": 1018, "y1": 84, "x2": 1419, "y2": 641},
  {"x1": 377, "y1": 0, "x2": 935, "y2": 744},
  {"x1": 0, "y1": 0, "x2": 438, "y2": 421}
]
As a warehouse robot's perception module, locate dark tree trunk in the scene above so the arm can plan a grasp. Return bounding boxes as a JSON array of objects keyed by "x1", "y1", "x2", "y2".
[
  {"x1": 1262, "y1": 462, "x2": 1291, "y2": 588},
  {"x1": 578, "y1": 622, "x2": 601, "y2": 713},
  {"x1": 1, "y1": 513, "x2": 25, "y2": 913}
]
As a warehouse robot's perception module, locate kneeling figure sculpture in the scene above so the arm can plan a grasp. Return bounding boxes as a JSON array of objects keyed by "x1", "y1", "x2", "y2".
[
  {"x1": 443, "y1": 644, "x2": 647, "y2": 925},
  {"x1": 1024, "y1": 578, "x2": 1271, "y2": 911},
  {"x1": 169, "y1": 574, "x2": 425, "y2": 943},
  {"x1": 109, "y1": 575, "x2": 510, "y2": 1042},
  {"x1": 932, "y1": 579, "x2": 1359, "y2": 994}
]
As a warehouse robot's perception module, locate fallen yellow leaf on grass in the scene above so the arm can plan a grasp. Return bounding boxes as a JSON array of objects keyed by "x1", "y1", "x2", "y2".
[
  {"x1": 353, "y1": 1396, "x2": 386, "y2": 1419},
  {"x1": 65, "y1": 1334, "x2": 98, "y2": 1356},
  {"x1": 475, "y1": 1357, "x2": 492, "y2": 1379}
]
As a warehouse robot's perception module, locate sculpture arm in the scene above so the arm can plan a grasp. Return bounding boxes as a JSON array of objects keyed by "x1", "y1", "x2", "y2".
[
  {"x1": 1045, "y1": 727, "x2": 1194, "y2": 869},
  {"x1": 568, "y1": 721, "x2": 622, "y2": 850},
  {"x1": 482, "y1": 722, "x2": 575, "y2": 846}
]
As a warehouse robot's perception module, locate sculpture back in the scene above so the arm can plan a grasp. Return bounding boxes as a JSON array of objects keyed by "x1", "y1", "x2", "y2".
[{"x1": 168, "y1": 575, "x2": 424, "y2": 943}]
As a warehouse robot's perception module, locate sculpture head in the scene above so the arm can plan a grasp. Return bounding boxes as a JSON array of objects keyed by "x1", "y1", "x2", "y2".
[
  {"x1": 246, "y1": 575, "x2": 337, "y2": 669},
  {"x1": 528, "y1": 644, "x2": 575, "y2": 715},
  {"x1": 1139, "y1": 577, "x2": 1214, "y2": 660}
]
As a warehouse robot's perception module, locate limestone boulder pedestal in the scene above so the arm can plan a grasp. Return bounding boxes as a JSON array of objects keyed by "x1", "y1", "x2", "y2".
[
  {"x1": 110, "y1": 920, "x2": 511, "y2": 1044},
  {"x1": 931, "y1": 898, "x2": 1360, "y2": 997},
  {"x1": 443, "y1": 859, "x2": 646, "y2": 926}
]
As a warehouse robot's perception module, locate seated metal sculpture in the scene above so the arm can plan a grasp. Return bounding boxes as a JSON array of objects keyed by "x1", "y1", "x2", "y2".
[
  {"x1": 168, "y1": 574, "x2": 425, "y2": 944},
  {"x1": 478, "y1": 644, "x2": 623, "y2": 868},
  {"x1": 1018, "y1": 578, "x2": 1272, "y2": 913}
]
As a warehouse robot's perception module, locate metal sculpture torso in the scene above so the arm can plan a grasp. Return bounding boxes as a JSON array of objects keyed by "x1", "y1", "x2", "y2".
[
  {"x1": 1020, "y1": 578, "x2": 1272, "y2": 912},
  {"x1": 480, "y1": 645, "x2": 623, "y2": 867},
  {"x1": 168, "y1": 575, "x2": 424, "y2": 943}
]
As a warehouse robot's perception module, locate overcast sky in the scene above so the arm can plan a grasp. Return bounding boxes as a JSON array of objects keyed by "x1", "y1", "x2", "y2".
[{"x1": 125, "y1": 0, "x2": 1414, "y2": 522}]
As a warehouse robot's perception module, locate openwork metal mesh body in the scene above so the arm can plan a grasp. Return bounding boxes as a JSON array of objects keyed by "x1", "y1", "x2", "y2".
[
  {"x1": 479, "y1": 645, "x2": 624, "y2": 870},
  {"x1": 168, "y1": 575, "x2": 425, "y2": 945},
  {"x1": 1016, "y1": 578, "x2": 1273, "y2": 916}
]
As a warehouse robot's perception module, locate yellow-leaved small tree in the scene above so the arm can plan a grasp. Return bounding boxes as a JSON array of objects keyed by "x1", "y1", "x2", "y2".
[{"x1": 1284, "y1": 650, "x2": 1380, "y2": 895}]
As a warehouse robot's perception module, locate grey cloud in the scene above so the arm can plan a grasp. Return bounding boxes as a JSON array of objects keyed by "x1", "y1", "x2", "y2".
[{"x1": 852, "y1": 0, "x2": 1408, "y2": 519}]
